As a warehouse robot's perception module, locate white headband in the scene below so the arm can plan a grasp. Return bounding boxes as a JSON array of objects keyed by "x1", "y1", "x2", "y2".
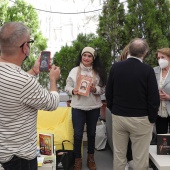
[{"x1": 81, "y1": 47, "x2": 95, "y2": 59}]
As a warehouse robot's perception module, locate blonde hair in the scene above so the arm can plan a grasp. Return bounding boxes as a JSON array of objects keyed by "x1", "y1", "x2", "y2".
[
  {"x1": 119, "y1": 44, "x2": 129, "y2": 61},
  {"x1": 156, "y1": 48, "x2": 170, "y2": 58}
]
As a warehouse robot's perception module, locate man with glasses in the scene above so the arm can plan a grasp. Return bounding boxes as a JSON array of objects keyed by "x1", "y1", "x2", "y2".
[
  {"x1": 20, "y1": 38, "x2": 40, "y2": 76},
  {"x1": 0, "y1": 22, "x2": 60, "y2": 170}
]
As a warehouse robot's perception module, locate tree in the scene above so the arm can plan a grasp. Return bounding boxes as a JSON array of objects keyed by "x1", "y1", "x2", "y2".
[
  {"x1": 0, "y1": 0, "x2": 49, "y2": 87},
  {"x1": 97, "y1": 0, "x2": 126, "y2": 62},
  {"x1": 125, "y1": 0, "x2": 170, "y2": 66},
  {"x1": 0, "y1": 0, "x2": 8, "y2": 25},
  {"x1": 98, "y1": 0, "x2": 170, "y2": 67}
]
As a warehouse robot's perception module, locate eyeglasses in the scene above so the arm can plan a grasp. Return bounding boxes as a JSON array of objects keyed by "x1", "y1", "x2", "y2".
[{"x1": 20, "y1": 39, "x2": 34, "y2": 48}]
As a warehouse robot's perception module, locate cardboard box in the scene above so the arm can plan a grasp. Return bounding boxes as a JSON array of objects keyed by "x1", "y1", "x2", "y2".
[{"x1": 157, "y1": 134, "x2": 170, "y2": 155}]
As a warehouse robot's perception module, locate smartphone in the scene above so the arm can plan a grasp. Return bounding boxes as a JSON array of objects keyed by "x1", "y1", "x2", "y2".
[{"x1": 40, "y1": 51, "x2": 51, "y2": 72}]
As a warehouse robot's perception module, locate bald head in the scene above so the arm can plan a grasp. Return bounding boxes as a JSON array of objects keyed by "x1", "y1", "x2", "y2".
[
  {"x1": 128, "y1": 38, "x2": 149, "y2": 58},
  {"x1": 0, "y1": 22, "x2": 30, "y2": 55}
]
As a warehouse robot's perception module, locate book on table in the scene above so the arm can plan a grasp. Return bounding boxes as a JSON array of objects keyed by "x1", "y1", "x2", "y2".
[
  {"x1": 37, "y1": 155, "x2": 56, "y2": 167},
  {"x1": 39, "y1": 133, "x2": 54, "y2": 156},
  {"x1": 157, "y1": 134, "x2": 170, "y2": 155}
]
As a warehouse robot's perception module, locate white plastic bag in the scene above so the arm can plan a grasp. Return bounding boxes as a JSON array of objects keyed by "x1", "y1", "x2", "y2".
[{"x1": 95, "y1": 120, "x2": 107, "y2": 150}]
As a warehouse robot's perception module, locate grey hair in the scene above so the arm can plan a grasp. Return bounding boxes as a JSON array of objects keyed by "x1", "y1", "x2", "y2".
[
  {"x1": 128, "y1": 38, "x2": 149, "y2": 58},
  {"x1": 0, "y1": 22, "x2": 30, "y2": 55}
]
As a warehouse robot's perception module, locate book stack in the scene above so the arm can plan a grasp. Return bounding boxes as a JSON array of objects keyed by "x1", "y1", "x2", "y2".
[{"x1": 157, "y1": 134, "x2": 170, "y2": 155}]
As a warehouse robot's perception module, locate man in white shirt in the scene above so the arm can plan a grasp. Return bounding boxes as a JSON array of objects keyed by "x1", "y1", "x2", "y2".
[{"x1": 0, "y1": 22, "x2": 60, "y2": 170}]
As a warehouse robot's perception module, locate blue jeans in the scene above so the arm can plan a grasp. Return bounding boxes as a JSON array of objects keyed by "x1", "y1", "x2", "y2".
[
  {"x1": 1, "y1": 155, "x2": 37, "y2": 170},
  {"x1": 72, "y1": 108, "x2": 100, "y2": 158}
]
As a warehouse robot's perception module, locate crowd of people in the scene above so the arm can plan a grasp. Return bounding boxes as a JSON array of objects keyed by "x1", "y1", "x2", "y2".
[{"x1": 2, "y1": 21, "x2": 170, "y2": 170}]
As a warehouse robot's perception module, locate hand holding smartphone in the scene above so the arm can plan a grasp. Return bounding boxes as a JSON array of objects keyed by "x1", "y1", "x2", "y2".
[{"x1": 39, "y1": 51, "x2": 51, "y2": 72}]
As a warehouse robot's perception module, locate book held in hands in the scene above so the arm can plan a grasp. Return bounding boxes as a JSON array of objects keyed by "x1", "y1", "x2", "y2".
[
  {"x1": 157, "y1": 134, "x2": 170, "y2": 155},
  {"x1": 39, "y1": 133, "x2": 54, "y2": 156},
  {"x1": 75, "y1": 75, "x2": 92, "y2": 97}
]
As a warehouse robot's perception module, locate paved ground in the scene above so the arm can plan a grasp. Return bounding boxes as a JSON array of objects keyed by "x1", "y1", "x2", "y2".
[{"x1": 82, "y1": 144, "x2": 113, "y2": 170}]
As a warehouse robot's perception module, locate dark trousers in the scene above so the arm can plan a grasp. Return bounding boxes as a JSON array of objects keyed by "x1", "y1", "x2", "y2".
[
  {"x1": 1, "y1": 155, "x2": 37, "y2": 170},
  {"x1": 126, "y1": 139, "x2": 133, "y2": 162},
  {"x1": 156, "y1": 115, "x2": 170, "y2": 134},
  {"x1": 72, "y1": 108, "x2": 100, "y2": 158}
]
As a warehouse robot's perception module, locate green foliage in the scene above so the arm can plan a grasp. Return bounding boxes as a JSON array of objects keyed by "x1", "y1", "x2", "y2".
[
  {"x1": 22, "y1": 55, "x2": 36, "y2": 71},
  {"x1": 5, "y1": 0, "x2": 48, "y2": 55},
  {"x1": 0, "y1": 0, "x2": 8, "y2": 25},
  {"x1": 53, "y1": 45, "x2": 77, "y2": 91},
  {"x1": 38, "y1": 72, "x2": 50, "y2": 88},
  {"x1": 89, "y1": 37, "x2": 112, "y2": 74},
  {"x1": 98, "y1": 0, "x2": 170, "y2": 67},
  {"x1": 98, "y1": 0, "x2": 126, "y2": 62},
  {"x1": 0, "y1": 0, "x2": 48, "y2": 87},
  {"x1": 125, "y1": 0, "x2": 170, "y2": 67}
]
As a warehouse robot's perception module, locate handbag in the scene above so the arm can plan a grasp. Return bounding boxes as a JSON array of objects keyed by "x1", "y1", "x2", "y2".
[
  {"x1": 95, "y1": 120, "x2": 107, "y2": 150},
  {"x1": 56, "y1": 140, "x2": 75, "y2": 170}
]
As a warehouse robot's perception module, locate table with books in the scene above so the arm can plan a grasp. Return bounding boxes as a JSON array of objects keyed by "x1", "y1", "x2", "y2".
[
  {"x1": 38, "y1": 154, "x2": 56, "y2": 170},
  {"x1": 37, "y1": 107, "x2": 74, "y2": 170},
  {"x1": 149, "y1": 145, "x2": 170, "y2": 170},
  {"x1": 37, "y1": 143, "x2": 56, "y2": 170}
]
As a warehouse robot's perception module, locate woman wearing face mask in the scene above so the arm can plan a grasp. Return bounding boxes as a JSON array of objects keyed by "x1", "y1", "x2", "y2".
[{"x1": 154, "y1": 48, "x2": 170, "y2": 134}]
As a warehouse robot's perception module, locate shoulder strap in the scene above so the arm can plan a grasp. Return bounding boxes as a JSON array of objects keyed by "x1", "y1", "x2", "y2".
[
  {"x1": 76, "y1": 66, "x2": 81, "y2": 83},
  {"x1": 62, "y1": 140, "x2": 74, "y2": 150}
]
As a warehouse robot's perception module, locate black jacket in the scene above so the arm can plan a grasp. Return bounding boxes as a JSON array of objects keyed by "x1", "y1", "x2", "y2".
[{"x1": 105, "y1": 58, "x2": 160, "y2": 123}]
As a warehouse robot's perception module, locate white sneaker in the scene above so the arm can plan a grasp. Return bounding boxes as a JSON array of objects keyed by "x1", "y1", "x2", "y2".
[
  {"x1": 125, "y1": 161, "x2": 133, "y2": 170},
  {"x1": 125, "y1": 163, "x2": 129, "y2": 170},
  {"x1": 128, "y1": 160, "x2": 133, "y2": 169}
]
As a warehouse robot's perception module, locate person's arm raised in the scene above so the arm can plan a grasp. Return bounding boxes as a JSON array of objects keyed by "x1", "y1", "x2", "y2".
[
  {"x1": 27, "y1": 56, "x2": 41, "y2": 76},
  {"x1": 49, "y1": 65, "x2": 60, "y2": 92}
]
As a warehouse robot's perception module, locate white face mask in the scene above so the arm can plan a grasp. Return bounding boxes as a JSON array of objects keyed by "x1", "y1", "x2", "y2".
[{"x1": 158, "y1": 59, "x2": 169, "y2": 69}]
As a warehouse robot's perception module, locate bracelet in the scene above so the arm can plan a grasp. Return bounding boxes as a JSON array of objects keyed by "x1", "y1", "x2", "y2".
[{"x1": 32, "y1": 67, "x2": 38, "y2": 75}]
